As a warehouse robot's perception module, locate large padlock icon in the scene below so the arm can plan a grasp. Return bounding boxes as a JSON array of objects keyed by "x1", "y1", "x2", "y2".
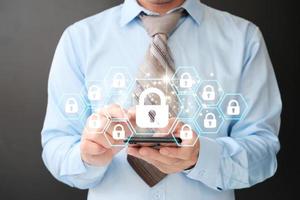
[
  {"x1": 180, "y1": 124, "x2": 193, "y2": 140},
  {"x1": 112, "y1": 73, "x2": 125, "y2": 88},
  {"x1": 227, "y1": 100, "x2": 240, "y2": 115},
  {"x1": 201, "y1": 85, "x2": 216, "y2": 101},
  {"x1": 179, "y1": 72, "x2": 193, "y2": 88},
  {"x1": 65, "y1": 97, "x2": 79, "y2": 114},
  {"x1": 112, "y1": 124, "x2": 125, "y2": 140},
  {"x1": 204, "y1": 113, "x2": 217, "y2": 128},
  {"x1": 136, "y1": 87, "x2": 169, "y2": 128},
  {"x1": 88, "y1": 85, "x2": 101, "y2": 101},
  {"x1": 88, "y1": 113, "x2": 101, "y2": 128}
]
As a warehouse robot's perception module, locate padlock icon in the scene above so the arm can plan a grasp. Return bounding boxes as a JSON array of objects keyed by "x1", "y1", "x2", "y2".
[
  {"x1": 112, "y1": 73, "x2": 126, "y2": 88},
  {"x1": 65, "y1": 97, "x2": 79, "y2": 114},
  {"x1": 204, "y1": 113, "x2": 217, "y2": 128},
  {"x1": 112, "y1": 124, "x2": 125, "y2": 140},
  {"x1": 88, "y1": 85, "x2": 101, "y2": 101},
  {"x1": 179, "y1": 72, "x2": 193, "y2": 88},
  {"x1": 180, "y1": 124, "x2": 193, "y2": 140},
  {"x1": 88, "y1": 113, "x2": 101, "y2": 128},
  {"x1": 201, "y1": 85, "x2": 216, "y2": 101},
  {"x1": 227, "y1": 100, "x2": 240, "y2": 115},
  {"x1": 136, "y1": 87, "x2": 169, "y2": 128}
]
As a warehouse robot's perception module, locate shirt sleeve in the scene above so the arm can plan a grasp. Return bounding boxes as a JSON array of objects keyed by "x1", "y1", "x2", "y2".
[
  {"x1": 185, "y1": 26, "x2": 282, "y2": 191},
  {"x1": 41, "y1": 26, "x2": 108, "y2": 189}
]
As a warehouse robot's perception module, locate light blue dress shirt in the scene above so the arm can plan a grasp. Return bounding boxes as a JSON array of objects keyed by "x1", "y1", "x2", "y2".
[{"x1": 41, "y1": 0, "x2": 282, "y2": 199}]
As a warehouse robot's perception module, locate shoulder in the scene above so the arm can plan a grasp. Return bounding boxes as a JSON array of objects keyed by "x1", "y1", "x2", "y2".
[
  {"x1": 65, "y1": 4, "x2": 123, "y2": 35},
  {"x1": 201, "y1": 3, "x2": 259, "y2": 38}
]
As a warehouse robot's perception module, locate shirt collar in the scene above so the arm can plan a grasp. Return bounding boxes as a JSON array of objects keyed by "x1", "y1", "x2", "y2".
[{"x1": 120, "y1": 0, "x2": 203, "y2": 27}]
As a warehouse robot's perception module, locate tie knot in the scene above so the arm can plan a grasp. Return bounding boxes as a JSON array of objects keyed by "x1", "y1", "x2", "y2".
[{"x1": 140, "y1": 8, "x2": 184, "y2": 37}]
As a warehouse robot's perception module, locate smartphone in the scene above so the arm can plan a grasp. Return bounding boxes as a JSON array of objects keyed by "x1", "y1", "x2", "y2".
[{"x1": 124, "y1": 136, "x2": 182, "y2": 148}]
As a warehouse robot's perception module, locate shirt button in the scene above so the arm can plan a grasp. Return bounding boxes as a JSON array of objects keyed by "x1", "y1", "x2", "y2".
[{"x1": 154, "y1": 191, "x2": 162, "y2": 200}]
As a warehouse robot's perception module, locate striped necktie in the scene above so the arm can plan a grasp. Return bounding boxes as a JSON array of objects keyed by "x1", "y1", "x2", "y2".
[{"x1": 127, "y1": 8, "x2": 185, "y2": 187}]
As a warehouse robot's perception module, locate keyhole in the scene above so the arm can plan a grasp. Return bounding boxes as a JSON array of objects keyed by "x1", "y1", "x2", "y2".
[
  {"x1": 148, "y1": 110, "x2": 156, "y2": 123},
  {"x1": 207, "y1": 93, "x2": 210, "y2": 98},
  {"x1": 209, "y1": 121, "x2": 212, "y2": 126},
  {"x1": 117, "y1": 132, "x2": 120, "y2": 138},
  {"x1": 232, "y1": 108, "x2": 235, "y2": 113}
]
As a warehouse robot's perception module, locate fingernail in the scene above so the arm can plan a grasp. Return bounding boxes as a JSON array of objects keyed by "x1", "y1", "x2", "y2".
[{"x1": 139, "y1": 149, "x2": 148, "y2": 156}]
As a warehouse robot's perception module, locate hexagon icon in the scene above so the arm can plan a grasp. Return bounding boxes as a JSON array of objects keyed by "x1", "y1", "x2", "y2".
[
  {"x1": 219, "y1": 93, "x2": 248, "y2": 120},
  {"x1": 80, "y1": 107, "x2": 111, "y2": 134},
  {"x1": 59, "y1": 93, "x2": 87, "y2": 121},
  {"x1": 131, "y1": 78, "x2": 180, "y2": 135},
  {"x1": 177, "y1": 93, "x2": 201, "y2": 119},
  {"x1": 104, "y1": 119, "x2": 135, "y2": 147},
  {"x1": 171, "y1": 67, "x2": 200, "y2": 94},
  {"x1": 104, "y1": 67, "x2": 134, "y2": 95},
  {"x1": 170, "y1": 119, "x2": 200, "y2": 147},
  {"x1": 197, "y1": 80, "x2": 224, "y2": 106},
  {"x1": 82, "y1": 80, "x2": 108, "y2": 109},
  {"x1": 195, "y1": 107, "x2": 224, "y2": 134}
]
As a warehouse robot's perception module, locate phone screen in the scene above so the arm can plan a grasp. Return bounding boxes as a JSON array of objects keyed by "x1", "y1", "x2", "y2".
[{"x1": 124, "y1": 136, "x2": 182, "y2": 148}]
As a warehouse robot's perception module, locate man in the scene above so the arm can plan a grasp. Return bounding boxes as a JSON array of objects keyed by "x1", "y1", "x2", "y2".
[{"x1": 41, "y1": 0, "x2": 281, "y2": 199}]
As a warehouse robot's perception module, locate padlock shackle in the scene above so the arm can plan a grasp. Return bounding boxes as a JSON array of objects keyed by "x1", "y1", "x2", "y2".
[
  {"x1": 228, "y1": 99, "x2": 239, "y2": 106},
  {"x1": 89, "y1": 85, "x2": 100, "y2": 91},
  {"x1": 66, "y1": 97, "x2": 77, "y2": 104},
  {"x1": 181, "y1": 124, "x2": 192, "y2": 131},
  {"x1": 113, "y1": 73, "x2": 125, "y2": 79},
  {"x1": 180, "y1": 72, "x2": 192, "y2": 79},
  {"x1": 205, "y1": 112, "x2": 216, "y2": 119},
  {"x1": 203, "y1": 85, "x2": 214, "y2": 91},
  {"x1": 113, "y1": 124, "x2": 124, "y2": 131},
  {"x1": 139, "y1": 87, "x2": 166, "y2": 106},
  {"x1": 91, "y1": 113, "x2": 100, "y2": 120}
]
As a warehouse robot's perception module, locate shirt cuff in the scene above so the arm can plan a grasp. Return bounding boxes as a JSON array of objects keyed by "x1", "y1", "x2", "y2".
[
  {"x1": 185, "y1": 136, "x2": 222, "y2": 190},
  {"x1": 59, "y1": 142, "x2": 108, "y2": 179}
]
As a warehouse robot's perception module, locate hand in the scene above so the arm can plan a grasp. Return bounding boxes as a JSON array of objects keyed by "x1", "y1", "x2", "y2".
[
  {"x1": 80, "y1": 104, "x2": 130, "y2": 167},
  {"x1": 127, "y1": 118, "x2": 200, "y2": 174}
]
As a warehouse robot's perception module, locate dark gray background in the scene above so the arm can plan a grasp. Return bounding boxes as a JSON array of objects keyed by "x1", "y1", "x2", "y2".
[{"x1": 0, "y1": 0, "x2": 298, "y2": 199}]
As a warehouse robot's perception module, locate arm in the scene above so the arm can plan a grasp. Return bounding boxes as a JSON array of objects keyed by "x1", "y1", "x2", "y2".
[
  {"x1": 186, "y1": 26, "x2": 281, "y2": 190},
  {"x1": 41, "y1": 27, "x2": 108, "y2": 189}
]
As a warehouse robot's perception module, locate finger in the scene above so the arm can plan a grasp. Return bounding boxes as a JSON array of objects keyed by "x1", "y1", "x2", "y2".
[
  {"x1": 159, "y1": 146, "x2": 195, "y2": 160},
  {"x1": 138, "y1": 147, "x2": 181, "y2": 165},
  {"x1": 85, "y1": 114, "x2": 109, "y2": 133},
  {"x1": 103, "y1": 132, "x2": 125, "y2": 154},
  {"x1": 81, "y1": 140, "x2": 107, "y2": 155},
  {"x1": 84, "y1": 149, "x2": 114, "y2": 166},
  {"x1": 127, "y1": 147, "x2": 167, "y2": 169},
  {"x1": 127, "y1": 107, "x2": 136, "y2": 120},
  {"x1": 84, "y1": 132, "x2": 112, "y2": 149},
  {"x1": 104, "y1": 104, "x2": 128, "y2": 119}
]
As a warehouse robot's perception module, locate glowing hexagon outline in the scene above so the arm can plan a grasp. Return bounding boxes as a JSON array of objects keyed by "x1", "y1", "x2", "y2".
[
  {"x1": 169, "y1": 119, "x2": 200, "y2": 147},
  {"x1": 177, "y1": 93, "x2": 202, "y2": 120},
  {"x1": 171, "y1": 66, "x2": 201, "y2": 94},
  {"x1": 103, "y1": 119, "x2": 136, "y2": 147},
  {"x1": 80, "y1": 106, "x2": 111, "y2": 134},
  {"x1": 104, "y1": 66, "x2": 135, "y2": 95},
  {"x1": 58, "y1": 93, "x2": 87, "y2": 121},
  {"x1": 196, "y1": 80, "x2": 224, "y2": 107},
  {"x1": 219, "y1": 93, "x2": 249, "y2": 120},
  {"x1": 81, "y1": 80, "x2": 108, "y2": 109},
  {"x1": 195, "y1": 107, "x2": 225, "y2": 134}
]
